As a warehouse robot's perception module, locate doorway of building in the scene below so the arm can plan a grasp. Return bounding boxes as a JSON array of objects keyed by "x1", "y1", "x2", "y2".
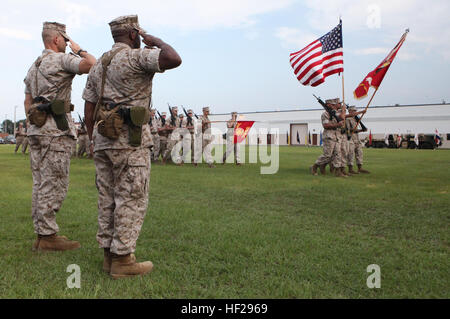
[{"x1": 290, "y1": 124, "x2": 308, "y2": 145}]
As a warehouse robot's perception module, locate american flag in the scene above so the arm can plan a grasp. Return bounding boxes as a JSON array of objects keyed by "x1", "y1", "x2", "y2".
[{"x1": 289, "y1": 20, "x2": 343, "y2": 87}]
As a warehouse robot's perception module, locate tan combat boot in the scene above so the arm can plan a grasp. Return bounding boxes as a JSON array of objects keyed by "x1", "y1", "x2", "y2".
[
  {"x1": 310, "y1": 163, "x2": 319, "y2": 176},
  {"x1": 103, "y1": 248, "x2": 112, "y2": 273},
  {"x1": 32, "y1": 234, "x2": 68, "y2": 251},
  {"x1": 319, "y1": 164, "x2": 326, "y2": 175},
  {"x1": 110, "y1": 253, "x2": 153, "y2": 279},
  {"x1": 35, "y1": 234, "x2": 81, "y2": 251},
  {"x1": 335, "y1": 167, "x2": 348, "y2": 178},
  {"x1": 348, "y1": 165, "x2": 358, "y2": 174},
  {"x1": 103, "y1": 249, "x2": 136, "y2": 273},
  {"x1": 358, "y1": 164, "x2": 370, "y2": 174},
  {"x1": 341, "y1": 167, "x2": 350, "y2": 177}
]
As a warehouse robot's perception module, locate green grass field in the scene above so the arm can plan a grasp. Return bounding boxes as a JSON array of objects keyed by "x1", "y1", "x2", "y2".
[{"x1": 0, "y1": 144, "x2": 448, "y2": 298}]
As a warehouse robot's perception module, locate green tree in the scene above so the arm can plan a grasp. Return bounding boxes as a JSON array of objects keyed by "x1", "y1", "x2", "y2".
[{"x1": 1, "y1": 119, "x2": 14, "y2": 134}]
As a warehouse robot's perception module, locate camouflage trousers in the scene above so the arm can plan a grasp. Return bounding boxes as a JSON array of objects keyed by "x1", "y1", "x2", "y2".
[
  {"x1": 29, "y1": 135, "x2": 72, "y2": 235},
  {"x1": 77, "y1": 134, "x2": 89, "y2": 157},
  {"x1": 162, "y1": 134, "x2": 177, "y2": 162},
  {"x1": 315, "y1": 137, "x2": 341, "y2": 167},
  {"x1": 94, "y1": 147, "x2": 151, "y2": 255},
  {"x1": 71, "y1": 138, "x2": 77, "y2": 157},
  {"x1": 22, "y1": 137, "x2": 29, "y2": 154},
  {"x1": 191, "y1": 133, "x2": 203, "y2": 163},
  {"x1": 15, "y1": 136, "x2": 25, "y2": 153},
  {"x1": 202, "y1": 134, "x2": 214, "y2": 165},
  {"x1": 150, "y1": 133, "x2": 160, "y2": 161},
  {"x1": 159, "y1": 136, "x2": 167, "y2": 161},
  {"x1": 348, "y1": 140, "x2": 364, "y2": 166},
  {"x1": 336, "y1": 137, "x2": 349, "y2": 167},
  {"x1": 223, "y1": 129, "x2": 241, "y2": 163}
]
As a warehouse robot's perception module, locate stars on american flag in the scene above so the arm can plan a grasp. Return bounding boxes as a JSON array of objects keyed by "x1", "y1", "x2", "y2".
[{"x1": 320, "y1": 21, "x2": 343, "y2": 53}]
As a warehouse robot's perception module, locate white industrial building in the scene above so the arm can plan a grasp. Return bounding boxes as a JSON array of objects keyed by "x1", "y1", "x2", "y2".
[{"x1": 209, "y1": 103, "x2": 450, "y2": 148}]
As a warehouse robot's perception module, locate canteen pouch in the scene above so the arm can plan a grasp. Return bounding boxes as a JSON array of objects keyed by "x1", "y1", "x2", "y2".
[
  {"x1": 128, "y1": 106, "x2": 150, "y2": 147},
  {"x1": 50, "y1": 100, "x2": 69, "y2": 131},
  {"x1": 28, "y1": 105, "x2": 48, "y2": 127},
  {"x1": 96, "y1": 106, "x2": 123, "y2": 140}
]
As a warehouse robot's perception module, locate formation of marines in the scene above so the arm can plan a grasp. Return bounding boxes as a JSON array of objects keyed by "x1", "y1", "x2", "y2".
[{"x1": 310, "y1": 98, "x2": 370, "y2": 177}]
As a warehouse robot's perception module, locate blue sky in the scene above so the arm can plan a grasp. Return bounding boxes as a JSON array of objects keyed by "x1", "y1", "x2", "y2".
[{"x1": 1, "y1": 0, "x2": 450, "y2": 121}]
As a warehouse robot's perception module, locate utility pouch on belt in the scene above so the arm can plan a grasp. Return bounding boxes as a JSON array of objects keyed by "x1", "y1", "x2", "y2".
[
  {"x1": 28, "y1": 105, "x2": 48, "y2": 127},
  {"x1": 93, "y1": 47, "x2": 127, "y2": 141},
  {"x1": 97, "y1": 105, "x2": 123, "y2": 140},
  {"x1": 126, "y1": 106, "x2": 150, "y2": 147},
  {"x1": 50, "y1": 99, "x2": 69, "y2": 131}
]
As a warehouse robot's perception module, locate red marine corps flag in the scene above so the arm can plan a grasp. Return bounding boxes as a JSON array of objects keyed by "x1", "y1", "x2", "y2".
[
  {"x1": 234, "y1": 121, "x2": 255, "y2": 144},
  {"x1": 354, "y1": 30, "x2": 409, "y2": 99}
]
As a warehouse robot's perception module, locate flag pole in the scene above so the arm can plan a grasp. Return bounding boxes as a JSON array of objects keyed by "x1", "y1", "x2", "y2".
[
  {"x1": 340, "y1": 17, "x2": 346, "y2": 128},
  {"x1": 354, "y1": 87, "x2": 378, "y2": 129}
]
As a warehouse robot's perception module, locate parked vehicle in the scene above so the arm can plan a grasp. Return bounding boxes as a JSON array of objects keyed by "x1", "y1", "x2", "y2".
[
  {"x1": 405, "y1": 134, "x2": 439, "y2": 149},
  {"x1": 0, "y1": 137, "x2": 4, "y2": 144},
  {"x1": 4, "y1": 135, "x2": 16, "y2": 144}
]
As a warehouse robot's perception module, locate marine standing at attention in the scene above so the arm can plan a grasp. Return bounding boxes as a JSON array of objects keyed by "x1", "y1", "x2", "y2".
[
  {"x1": 83, "y1": 15, "x2": 181, "y2": 278},
  {"x1": 24, "y1": 21, "x2": 96, "y2": 251}
]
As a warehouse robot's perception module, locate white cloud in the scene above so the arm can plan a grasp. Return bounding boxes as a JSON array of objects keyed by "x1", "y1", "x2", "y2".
[
  {"x1": 352, "y1": 46, "x2": 418, "y2": 61},
  {"x1": 244, "y1": 30, "x2": 260, "y2": 41},
  {"x1": 275, "y1": 27, "x2": 317, "y2": 50},
  {"x1": 353, "y1": 47, "x2": 390, "y2": 55},
  {"x1": 0, "y1": 27, "x2": 32, "y2": 40},
  {"x1": 0, "y1": 0, "x2": 295, "y2": 34},
  {"x1": 300, "y1": 0, "x2": 450, "y2": 60}
]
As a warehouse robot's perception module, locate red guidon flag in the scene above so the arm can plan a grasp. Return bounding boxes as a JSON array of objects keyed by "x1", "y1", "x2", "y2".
[
  {"x1": 234, "y1": 121, "x2": 255, "y2": 144},
  {"x1": 354, "y1": 30, "x2": 409, "y2": 99}
]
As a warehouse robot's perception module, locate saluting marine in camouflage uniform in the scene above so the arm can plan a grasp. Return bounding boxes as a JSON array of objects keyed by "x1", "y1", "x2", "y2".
[
  {"x1": 222, "y1": 112, "x2": 241, "y2": 165},
  {"x1": 24, "y1": 21, "x2": 96, "y2": 251},
  {"x1": 149, "y1": 109, "x2": 161, "y2": 162},
  {"x1": 14, "y1": 122, "x2": 27, "y2": 153},
  {"x1": 346, "y1": 106, "x2": 369, "y2": 174},
  {"x1": 83, "y1": 15, "x2": 181, "y2": 278},
  {"x1": 200, "y1": 106, "x2": 215, "y2": 168},
  {"x1": 310, "y1": 98, "x2": 346, "y2": 177}
]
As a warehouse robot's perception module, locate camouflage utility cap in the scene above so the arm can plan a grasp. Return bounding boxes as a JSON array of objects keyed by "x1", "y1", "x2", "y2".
[
  {"x1": 325, "y1": 98, "x2": 340, "y2": 104},
  {"x1": 109, "y1": 15, "x2": 143, "y2": 36},
  {"x1": 203, "y1": 107, "x2": 210, "y2": 112},
  {"x1": 187, "y1": 109, "x2": 193, "y2": 114},
  {"x1": 348, "y1": 105, "x2": 357, "y2": 111},
  {"x1": 43, "y1": 22, "x2": 69, "y2": 40}
]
